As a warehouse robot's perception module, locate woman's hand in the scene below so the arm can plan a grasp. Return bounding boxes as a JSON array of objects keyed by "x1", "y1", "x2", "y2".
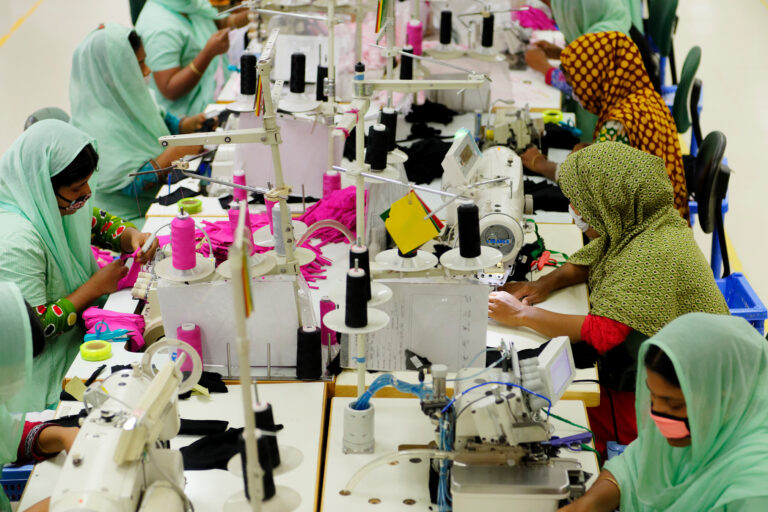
[
  {"x1": 120, "y1": 227, "x2": 157, "y2": 263},
  {"x1": 521, "y1": 146, "x2": 545, "y2": 173},
  {"x1": 535, "y1": 40, "x2": 563, "y2": 59},
  {"x1": 488, "y1": 291, "x2": 531, "y2": 327},
  {"x1": 500, "y1": 280, "x2": 551, "y2": 305},
  {"x1": 204, "y1": 28, "x2": 231, "y2": 57},
  {"x1": 134, "y1": 232, "x2": 160, "y2": 264},
  {"x1": 180, "y1": 113, "x2": 210, "y2": 134},
  {"x1": 525, "y1": 46, "x2": 553, "y2": 74},
  {"x1": 89, "y1": 259, "x2": 128, "y2": 295}
]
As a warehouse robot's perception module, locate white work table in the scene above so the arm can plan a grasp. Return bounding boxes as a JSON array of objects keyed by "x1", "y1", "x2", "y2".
[
  {"x1": 18, "y1": 382, "x2": 327, "y2": 512},
  {"x1": 320, "y1": 397, "x2": 599, "y2": 512}
]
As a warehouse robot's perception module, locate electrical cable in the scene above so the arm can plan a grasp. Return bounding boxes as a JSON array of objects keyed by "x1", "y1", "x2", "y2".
[
  {"x1": 447, "y1": 356, "x2": 503, "y2": 382},
  {"x1": 441, "y1": 380, "x2": 552, "y2": 417}
]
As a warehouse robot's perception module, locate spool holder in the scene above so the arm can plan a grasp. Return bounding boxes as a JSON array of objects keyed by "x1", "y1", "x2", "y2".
[{"x1": 374, "y1": 249, "x2": 439, "y2": 272}]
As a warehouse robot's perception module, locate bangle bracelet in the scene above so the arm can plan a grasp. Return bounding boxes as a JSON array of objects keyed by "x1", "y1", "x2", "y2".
[
  {"x1": 189, "y1": 62, "x2": 203, "y2": 76},
  {"x1": 601, "y1": 475, "x2": 620, "y2": 492},
  {"x1": 530, "y1": 153, "x2": 542, "y2": 171}
]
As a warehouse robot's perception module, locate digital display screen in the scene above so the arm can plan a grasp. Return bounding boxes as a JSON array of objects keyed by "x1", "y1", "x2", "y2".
[
  {"x1": 550, "y1": 349, "x2": 572, "y2": 396},
  {"x1": 459, "y1": 144, "x2": 474, "y2": 166}
]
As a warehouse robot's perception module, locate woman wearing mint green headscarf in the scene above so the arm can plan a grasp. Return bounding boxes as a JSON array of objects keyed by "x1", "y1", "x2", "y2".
[
  {"x1": 0, "y1": 120, "x2": 158, "y2": 410},
  {"x1": 558, "y1": 313, "x2": 768, "y2": 512},
  {"x1": 71, "y1": 23, "x2": 204, "y2": 224},
  {"x1": 135, "y1": 0, "x2": 249, "y2": 117},
  {"x1": 0, "y1": 282, "x2": 80, "y2": 512}
]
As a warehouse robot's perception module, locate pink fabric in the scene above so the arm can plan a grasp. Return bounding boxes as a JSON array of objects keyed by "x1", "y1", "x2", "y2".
[
  {"x1": 297, "y1": 186, "x2": 362, "y2": 244},
  {"x1": 90, "y1": 246, "x2": 141, "y2": 290},
  {"x1": 512, "y1": 7, "x2": 557, "y2": 31},
  {"x1": 82, "y1": 307, "x2": 146, "y2": 352}
]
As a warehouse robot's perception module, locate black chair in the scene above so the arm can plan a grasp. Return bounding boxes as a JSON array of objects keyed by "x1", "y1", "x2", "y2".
[{"x1": 689, "y1": 78, "x2": 703, "y2": 155}]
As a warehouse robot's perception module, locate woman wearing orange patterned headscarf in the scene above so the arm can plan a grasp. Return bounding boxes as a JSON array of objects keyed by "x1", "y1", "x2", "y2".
[{"x1": 522, "y1": 31, "x2": 689, "y2": 220}]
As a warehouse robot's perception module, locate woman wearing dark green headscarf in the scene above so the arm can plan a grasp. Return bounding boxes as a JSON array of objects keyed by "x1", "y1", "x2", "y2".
[
  {"x1": 70, "y1": 23, "x2": 204, "y2": 224},
  {"x1": 0, "y1": 120, "x2": 158, "y2": 409},
  {"x1": 135, "y1": 0, "x2": 249, "y2": 117},
  {"x1": 489, "y1": 142, "x2": 727, "y2": 451},
  {"x1": 558, "y1": 313, "x2": 768, "y2": 512}
]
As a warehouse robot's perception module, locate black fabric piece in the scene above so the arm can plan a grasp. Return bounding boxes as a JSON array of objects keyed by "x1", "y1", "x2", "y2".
[
  {"x1": 404, "y1": 349, "x2": 432, "y2": 370},
  {"x1": 405, "y1": 100, "x2": 458, "y2": 125},
  {"x1": 179, "y1": 371, "x2": 228, "y2": 400},
  {"x1": 111, "y1": 364, "x2": 132, "y2": 373},
  {"x1": 507, "y1": 241, "x2": 544, "y2": 282},
  {"x1": 540, "y1": 122, "x2": 580, "y2": 152},
  {"x1": 179, "y1": 418, "x2": 229, "y2": 436},
  {"x1": 404, "y1": 122, "x2": 444, "y2": 141},
  {"x1": 59, "y1": 390, "x2": 77, "y2": 402},
  {"x1": 431, "y1": 243, "x2": 452, "y2": 261},
  {"x1": 571, "y1": 342, "x2": 600, "y2": 370},
  {"x1": 596, "y1": 330, "x2": 649, "y2": 392},
  {"x1": 217, "y1": 192, "x2": 320, "y2": 210},
  {"x1": 403, "y1": 138, "x2": 451, "y2": 184},
  {"x1": 153, "y1": 187, "x2": 200, "y2": 206},
  {"x1": 59, "y1": 364, "x2": 107, "y2": 401},
  {"x1": 343, "y1": 127, "x2": 366, "y2": 161},
  {"x1": 48, "y1": 410, "x2": 88, "y2": 428},
  {"x1": 181, "y1": 427, "x2": 243, "y2": 470},
  {"x1": 524, "y1": 178, "x2": 570, "y2": 212},
  {"x1": 326, "y1": 349, "x2": 342, "y2": 376}
]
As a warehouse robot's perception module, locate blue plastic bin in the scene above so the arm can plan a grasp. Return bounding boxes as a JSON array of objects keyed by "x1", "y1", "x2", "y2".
[
  {"x1": 1, "y1": 464, "x2": 33, "y2": 502},
  {"x1": 716, "y1": 273, "x2": 767, "y2": 335},
  {"x1": 606, "y1": 441, "x2": 627, "y2": 460}
]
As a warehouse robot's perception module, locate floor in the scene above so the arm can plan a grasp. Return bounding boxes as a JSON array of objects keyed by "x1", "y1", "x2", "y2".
[{"x1": 0, "y1": 0, "x2": 766, "y2": 304}]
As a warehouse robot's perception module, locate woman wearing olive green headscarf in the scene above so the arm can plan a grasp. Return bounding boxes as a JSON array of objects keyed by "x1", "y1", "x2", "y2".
[
  {"x1": 559, "y1": 313, "x2": 768, "y2": 512},
  {"x1": 135, "y1": 0, "x2": 248, "y2": 117},
  {"x1": 489, "y1": 142, "x2": 727, "y2": 451},
  {"x1": 0, "y1": 120, "x2": 158, "y2": 409},
  {"x1": 70, "y1": 23, "x2": 204, "y2": 224}
]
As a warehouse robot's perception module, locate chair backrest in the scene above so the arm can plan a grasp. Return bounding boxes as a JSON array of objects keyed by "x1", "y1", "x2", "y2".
[
  {"x1": 693, "y1": 131, "x2": 729, "y2": 234},
  {"x1": 672, "y1": 46, "x2": 701, "y2": 133},
  {"x1": 23, "y1": 107, "x2": 70, "y2": 131},
  {"x1": 690, "y1": 78, "x2": 703, "y2": 150},
  {"x1": 647, "y1": 0, "x2": 679, "y2": 57}
]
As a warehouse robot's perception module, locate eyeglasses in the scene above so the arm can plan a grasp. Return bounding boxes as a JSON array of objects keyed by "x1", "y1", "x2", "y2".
[{"x1": 55, "y1": 190, "x2": 91, "y2": 211}]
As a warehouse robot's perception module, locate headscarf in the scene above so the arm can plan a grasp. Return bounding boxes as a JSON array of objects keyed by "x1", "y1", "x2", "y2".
[
  {"x1": 557, "y1": 142, "x2": 727, "y2": 336},
  {"x1": 71, "y1": 23, "x2": 170, "y2": 194},
  {"x1": 0, "y1": 282, "x2": 34, "y2": 511},
  {"x1": 560, "y1": 31, "x2": 688, "y2": 219},
  {"x1": 605, "y1": 313, "x2": 768, "y2": 511},
  {"x1": 550, "y1": 0, "x2": 632, "y2": 44}
]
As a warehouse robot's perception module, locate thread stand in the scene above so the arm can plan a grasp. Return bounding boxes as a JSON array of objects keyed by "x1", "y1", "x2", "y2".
[{"x1": 374, "y1": 249, "x2": 439, "y2": 272}]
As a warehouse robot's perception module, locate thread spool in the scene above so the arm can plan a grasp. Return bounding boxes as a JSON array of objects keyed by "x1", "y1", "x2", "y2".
[
  {"x1": 176, "y1": 323, "x2": 202, "y2": 372},
  {"x1": 406, "y1": 19, "x2": 423, "y2": 55},
  {"x1": 238, "y1": 432, "x2": 276, "y2": 501},
  {"x1": 316, "y1": 65, "x2": 328, "y2": 101},
  {"x1": 379, "y1": 108, "x2": 398, "y2": 152},
  {"x1": 344, "y1": 268, "x2": 368, "y2": 328},
  {"x1": 240, "y1": 54, "x2": 257, "y2": 95},
  {"x1": 457, "y1": 202, "x2": 482, "y2": 258},
  {"x1": 400, "y1": 45, "x2": 414, "y2": 80},
  {"x1": 289, "y1": 53, "x2": 306, "y2": 94},
  {"x1": 254, "y1": 402, "x2": 281, "y2": 468},
  {"x1": 365, "y1": 124, "x2": 388, "y2": 171},
  {"x1": 271, "y1": 203, "x2": 286, "y2": 256},
  {"x1": 322, "y1": 170, "x2": 341, "y2": 198},
  {"x1": 233, "y1": 170, "x2": 248, "y2": 202},
  {"x1": 354, "y1": 62, "x2": 365, "y2": 80},
  {"x1": 320, "y1": 297, "x2": 337, "y2": 346},
  {"x1": 440, "y1": 10, "x2": 452, "y2": 45},
  {"x1": 228, "y1": 201, "x2": 253, "y2": 238},
  {"x1": 349, "y1": 245, "x2": 371, "y2": 301},
  {"x1": 171, "y1": 213, "x2": 197, "y2": 270},
  {"x1": 265, "y1": 198, "x2": 277, "y2": 234},
  {"x1": 296, "y1": 327, "x2": 322, "y2": 380},
  {"x1": 481, "y1": 13, "x2": 495, "y2": 48}
]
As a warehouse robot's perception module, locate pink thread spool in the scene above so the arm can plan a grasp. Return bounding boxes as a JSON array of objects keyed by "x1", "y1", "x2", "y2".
[
  {"x1": 233, "y1": 170, "x2": 248, "y2": 202},
  {"x1": 171, "y1": 213, "x2": 197, "y2": 270},
  {"x1": 265, "y1": 198, "x2": 278, "y2": 234},
  {"x1": 407, "y1": 19, "x2": 423, "y2": 56},
  {"x1": 176, "y1": 323, "x2": 202, "y2": 372},
  {"x1": 320, "y1": 296, "x2": 337, "y2": 346},
  {"x1": 323, "y1": 170, "x2": 341, "y2": 198}
]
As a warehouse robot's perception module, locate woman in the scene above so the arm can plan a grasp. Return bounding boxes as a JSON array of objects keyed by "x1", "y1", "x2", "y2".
[
  {"x1": 488, "y1": 142, "x2": 727, "y2": 451},
  {"x1": 70, "y1": 23, "x2": 204, "y2": 224},
  {"x1": 558, "y1": 313, "x2": 768, "y2": 512},
  {"x1": 1, "y1": 281, "x2": 79, "y2": 512},
  {"x1": 522, "y1": 31, "x2": 687, "y2": 219},
  {"x1": 0, "y1": 120, "x2": 159, "y2": 410},
  {"x1": 135, "y1": 0, "x2": 249, "y2": 117}
]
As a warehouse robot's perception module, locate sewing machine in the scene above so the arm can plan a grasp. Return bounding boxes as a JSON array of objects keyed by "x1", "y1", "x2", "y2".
[
  {"x1": 486, "y1": 105, "x2": 545, "y2": 152},
  {"x1": 49, "y1": 340, "x2": 201, "y2": 512},
  {"x1": 441, "y1": 129, "x2": 531, "y2": 265},
  {"x1": 422, "y1": 336, "x2": 588, "y2": 512}
]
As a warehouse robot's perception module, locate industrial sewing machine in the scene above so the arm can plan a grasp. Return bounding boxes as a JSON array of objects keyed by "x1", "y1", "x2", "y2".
[
  {"x1": 421, "y1": 336, "x2": 589, "y2": 511},
  {"x1": 49, "y1": 340, "x2": 202, "y2": 512},
  {"x1": 441, "y1": 129, "x2": 532, "y2": 266}
]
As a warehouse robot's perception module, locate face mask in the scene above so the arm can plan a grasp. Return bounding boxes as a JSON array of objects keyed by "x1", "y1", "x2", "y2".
[
  {"x1": 568, "y1": 205, "x2": 590, "y2": 233},
  {"x1": 144, "y1": 74, "x2": 151, "y2": 86},
  {"x1": 650, "y1": 409, "x2": 691, "y2": 440},
  {"x1": 55, "y1": 190, "x2": 91, "y2": 212}
]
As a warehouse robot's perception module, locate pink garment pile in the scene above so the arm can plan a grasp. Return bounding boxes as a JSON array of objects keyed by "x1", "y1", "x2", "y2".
[
  {"x1": 512, "y1": 7, "x2": 557, "y2": 31},
  {"x1": 82, "y1": 307, "x2": 146, "y2": 352}
]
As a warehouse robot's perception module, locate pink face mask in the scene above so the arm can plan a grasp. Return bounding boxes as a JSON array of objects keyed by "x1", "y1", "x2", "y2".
[{"x1": 650, "y1": 409, "x2": 690, "y2": 440}]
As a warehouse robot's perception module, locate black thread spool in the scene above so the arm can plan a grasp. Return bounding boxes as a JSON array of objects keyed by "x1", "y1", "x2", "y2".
[
  {"x1": 349, "y1": 245, "x2": 371, "y2": 301},
  {"x1": 254, "y1": 402, "x2": 281, "y2": 468},
  {"x1": 400, "y1": 45, "x2": 414, "y2": 80},
  {"x1": 316, "y1": 65, "x2": 328, "y2": 101},
  {"x1": 481, "y1": 13, "x2": 495, "y2": 48},
  {"x1": 365, "y1": 124, "x2": 388, "y2": 171},
  {"x1": 457, "y1": 202, "x2": 482, "y2": 258},
  {"x1": 240, "y1": 54, "x2": 257, "y2": 95},
  {"x1": 440, "y1": 10, "x2": 452, "y2": 45},
  {"x1": 345, "y1": 268, "x2": 368, "y2": 328},
  {"x1": 238, "y1": 431, "x2": 276, "y2": 501},
  {"x1": 379, "y1": 108, "x2": 398, "y2": 152},
  {"x1": 296, "y1": 327, "x2": 322, "y2": 380},
  {"x1": 289, "y1": 53, "x2": 306, "y2": 94}
]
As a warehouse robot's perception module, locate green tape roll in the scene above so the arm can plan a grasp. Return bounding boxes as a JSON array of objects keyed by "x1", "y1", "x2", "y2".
[
  {"x1": 542, "y1": 109, "x2": 563, "y2": 124},
  {"x1": 178, "y1": 197, "x2": 203, "y2": 214},
  {"x1": 80, "y1": 340, "x2": 112, "y2": 362}
]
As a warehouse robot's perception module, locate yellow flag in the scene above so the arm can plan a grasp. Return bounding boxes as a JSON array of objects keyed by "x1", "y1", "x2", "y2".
[{"x1": 384, "y1": 191, "x2": 441, "y2": 253}]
